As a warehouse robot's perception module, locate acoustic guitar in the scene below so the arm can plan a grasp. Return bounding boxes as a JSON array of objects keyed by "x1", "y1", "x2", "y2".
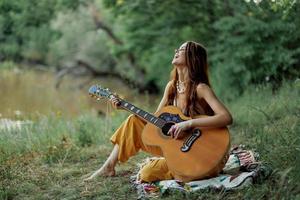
[{"x1": 88, "y1": 85, "x2": 230, "y2": 182}]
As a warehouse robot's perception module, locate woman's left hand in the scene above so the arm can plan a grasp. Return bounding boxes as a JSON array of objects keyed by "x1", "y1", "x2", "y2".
[{"x1": 168, "y1": 120, "x2": 192, "y2": 139}]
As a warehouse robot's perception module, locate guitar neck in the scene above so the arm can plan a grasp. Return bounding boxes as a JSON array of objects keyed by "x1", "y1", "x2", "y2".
[{"x1": 116, "y1": 98, "x2": 165, "y2": 129}]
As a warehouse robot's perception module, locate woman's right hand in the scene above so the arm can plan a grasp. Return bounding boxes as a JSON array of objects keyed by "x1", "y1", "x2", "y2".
[{"x1": 110, "y1": 96, "x2": 122, "y2": 110}]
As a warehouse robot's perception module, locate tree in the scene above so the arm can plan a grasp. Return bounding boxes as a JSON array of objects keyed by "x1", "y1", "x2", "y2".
[{"x1": 0, "y1": 0, "x2": 81, "y2": 63}]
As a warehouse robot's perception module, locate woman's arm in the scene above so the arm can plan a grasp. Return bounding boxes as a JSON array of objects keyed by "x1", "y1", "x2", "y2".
[
  {"x1": 170, "y1": 83, "x2": 232, "y2": 139},
  {"x1": 189, "y1": 84, "x2": 233, "y2": 128},
  {"x1": 154, "y1": 81, "x2": 173, "y2": 113}
]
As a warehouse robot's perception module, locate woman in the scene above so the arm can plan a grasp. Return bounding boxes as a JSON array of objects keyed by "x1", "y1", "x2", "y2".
[{"x1": 84, "y1": 41, "x2": 233, "y2": 182}]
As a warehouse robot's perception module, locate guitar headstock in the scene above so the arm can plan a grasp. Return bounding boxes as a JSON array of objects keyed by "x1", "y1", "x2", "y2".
[{"x1": 88, "y1": 85, "x2": 113, "y2": 100}]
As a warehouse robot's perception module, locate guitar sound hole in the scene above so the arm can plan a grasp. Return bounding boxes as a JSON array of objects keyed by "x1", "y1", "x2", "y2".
[{"x1": 161, "y1": 122, "x2": 175, "y2": 137}]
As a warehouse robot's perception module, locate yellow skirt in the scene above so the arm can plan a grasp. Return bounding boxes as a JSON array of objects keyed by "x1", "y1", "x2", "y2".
[{"x1": 110, "y1": 114, "x2": 227, "y2": 182}]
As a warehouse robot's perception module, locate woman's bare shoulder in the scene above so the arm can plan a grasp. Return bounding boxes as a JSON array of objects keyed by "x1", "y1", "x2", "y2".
[
  {"x1": 196, "y1": 83, "x2": 214, "y2": 98},
  {"x1": 160, "y1": 81, "x2": 173, "y2": 97},
  {"x1": 165, "y1": 80, "x2": 174, "y2": 90},
  {"x1": 167, "y1": 80, "x2": 174, "y2": 86}
]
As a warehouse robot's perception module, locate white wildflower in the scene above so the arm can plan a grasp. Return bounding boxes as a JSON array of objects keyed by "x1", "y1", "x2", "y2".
[
  {"x1": 0, "y1": 118, "x2": 32, "y2": 131},
  {"x1": 253, "y1": 0, "x2": 262, "y2": 4},
  {"x1": 14, "y1": 110, "x2": 22, "y2": 116},
  {"x1": 265, "y1": 76, "x2": 270, "y2": 81}
]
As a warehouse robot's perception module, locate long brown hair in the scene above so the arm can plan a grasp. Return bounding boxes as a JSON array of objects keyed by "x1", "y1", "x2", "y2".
[{"x1": 166, "y1": 41, "x2": 211, "y2": 117}]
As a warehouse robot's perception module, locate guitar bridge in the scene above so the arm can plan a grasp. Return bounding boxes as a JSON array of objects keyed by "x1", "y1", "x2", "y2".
[{"x1": 181, "y1": 129, "x2": 201, "y2": 152}]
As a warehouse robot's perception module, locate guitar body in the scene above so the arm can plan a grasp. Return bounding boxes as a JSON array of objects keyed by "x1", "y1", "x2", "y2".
[{"x1": 142, "y1": 106, "x2": 230, "y2": 182}]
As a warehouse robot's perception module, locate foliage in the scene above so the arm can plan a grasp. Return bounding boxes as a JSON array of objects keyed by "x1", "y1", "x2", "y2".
[
  {"x1": 210, "y1": 1, "x2": 300, "y2": 99},
  {"x1": 102, "y1": 0, "x2": 226, "y2": 88},
  {"x1": 0, "y1": 0, "x2": 82, "y2": 62},
  {"x1": 102, "y1": 0, "x2": 300, "y2": 99},
  {"x1": 48, "y1": 5, "x2": 115, "y2": 70},
  {"x1": 0, "y1": 0, "x2": 299, "y2": 97}
]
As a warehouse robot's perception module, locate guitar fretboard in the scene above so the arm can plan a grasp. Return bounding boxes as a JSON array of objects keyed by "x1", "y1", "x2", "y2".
[{"x1": 118, "y1": 99, "x2": 165, "y2": 129}]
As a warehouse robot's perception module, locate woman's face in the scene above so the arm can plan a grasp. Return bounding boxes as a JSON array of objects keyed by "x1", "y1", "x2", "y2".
[{"x1": 172, "y1": 43, "x2": 187, "y2": 67}]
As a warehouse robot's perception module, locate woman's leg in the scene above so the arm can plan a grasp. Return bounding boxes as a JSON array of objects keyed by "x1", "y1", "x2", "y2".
[
  {"x1": 84, "y1": 144, "x2": 119, "y2": 181},
  {"x1": 138, "y1": 158, "x2": 173, "y2": 182},
  {"x1": 84, "y1": 114, "x2": 162, "y2": 181}
]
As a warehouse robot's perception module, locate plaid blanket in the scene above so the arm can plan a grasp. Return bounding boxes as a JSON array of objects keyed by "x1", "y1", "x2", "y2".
[{"x1": 131, "y1": 145, "x2": 272, "y2": 199}]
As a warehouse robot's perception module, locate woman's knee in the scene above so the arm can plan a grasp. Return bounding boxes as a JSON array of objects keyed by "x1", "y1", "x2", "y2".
[
  {"x1": 127, "y1": 114, "x2": 145, "y2": 127},
  {"x1": 139, "y1": 166, "x2": 156, "y2": 182},
  {"x1": 138, "y1": 159, "x2": 170, "y2": 182},
  {"x1": 127, "y1": 114, "x2": 139, "y2": 122}
]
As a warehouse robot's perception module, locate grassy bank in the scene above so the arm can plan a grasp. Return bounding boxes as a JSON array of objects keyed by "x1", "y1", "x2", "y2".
[{"x1": 0, "y1": 80, "x2": 299, "y2": 199}]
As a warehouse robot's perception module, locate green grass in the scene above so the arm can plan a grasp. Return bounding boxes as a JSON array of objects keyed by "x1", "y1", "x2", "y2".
[{"x1": 0, "y1": 79, "x2": 299, "y2": 199}]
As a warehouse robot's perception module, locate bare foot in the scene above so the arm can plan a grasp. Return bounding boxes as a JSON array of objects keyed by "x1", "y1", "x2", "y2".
[
  {"x1": 84, "y1": 144, "x2": 119, "y2": 182},
  {"x1": 84, "y1": 164, "x2": 116, "y2": 182}
]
